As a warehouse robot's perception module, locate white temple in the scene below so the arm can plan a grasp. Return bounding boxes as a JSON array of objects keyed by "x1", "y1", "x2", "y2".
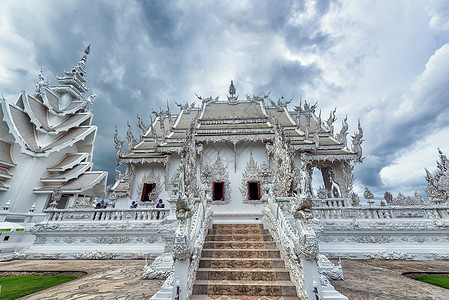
[
  {"x1": 1, "y1": 48, "x2": 448, "y2": 299},
  {"x1": 110, "y1": 80, "x2": 361, "y2": 214}
]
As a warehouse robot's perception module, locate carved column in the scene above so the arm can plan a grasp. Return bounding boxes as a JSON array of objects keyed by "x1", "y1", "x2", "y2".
[
  {"x1": 319, "y1": 166, "x2": 333, "y2": 198},
  {"x1": 331, "y1": 161, "x2": 353, "y2": 206}
]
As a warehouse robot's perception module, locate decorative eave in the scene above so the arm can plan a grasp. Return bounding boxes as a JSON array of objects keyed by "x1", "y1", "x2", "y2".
[
  {"x1": 40, "y1": 87, "x2": 85, "y2": 116},
  {"x1": 1, "y1": 100, "x2": 38, "y2": 155},
  {"x1": 50, "y1": 113, "x2": 92, "y2": 134},
  {"x1": 23, "y1": 92, "x2": 52, "y2": 132},
  {"x1": 110, "y1": 180, "x2": 129, "y2": 193},
  {"x1": 40, "y1": 162, "x2": 92, "y2": 183},
  {"x1": 291, "y1": 143, "x2": 318, "y2": 151},
  {"x1": 195, "y1": 133, "x2": 274, "y2": 144},
  {"x1": 37, "y1": 126, "x2": 97, "y2": 157},
  {"x1": 0, "y1": 140, "x2": 16, "y2": 168},
  {"x1": 34, "y1": 171, "x2": 108, "y2": 197},
  {"x1": 120, "y1": 155, "x2": 170, "y2": 166},
  {"x1": 196, "y1": 128, "x2": 273, "y2": 136},
  {"x1": 56, "y1": 75, "x2": 88, "y2": 94},
  {"x1": 0, "y1": 180, "x2": 8, "y2": 191},
  {"x1": 302, "y1": 151, "x2": 358, "y2": 163},
  {"x1": 0, "y1": 167, "x2": 13, "y2": 179},
  {"x1": 47, "y1": 153, "x2": 89, "y2": 172},
  {"x1": 1, "y1": 99, "x2": 96, "y2": 156}
]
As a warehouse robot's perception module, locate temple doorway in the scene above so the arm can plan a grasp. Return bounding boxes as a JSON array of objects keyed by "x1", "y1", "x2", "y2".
[{"x1": 213, "y1": 182, "x2": 224, "y2": 201}]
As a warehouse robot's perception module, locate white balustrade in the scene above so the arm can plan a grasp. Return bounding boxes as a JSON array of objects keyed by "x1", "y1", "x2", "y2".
[
  {"x1": 312, "y1": 205, "x2": 449, "y2": 220},
  {"x1": 44, "y1": 207, "x2": 170, "y2": 222}
]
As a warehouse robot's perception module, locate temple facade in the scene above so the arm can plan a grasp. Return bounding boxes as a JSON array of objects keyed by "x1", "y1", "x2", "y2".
[{"x1": 111, "y1": 81, "x2": 362, "y2": 214}]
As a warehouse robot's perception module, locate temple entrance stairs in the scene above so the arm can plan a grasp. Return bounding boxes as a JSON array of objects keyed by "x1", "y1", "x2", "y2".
[{"x1": 191, "y1": 223, "x2": 300, "y2": 299}]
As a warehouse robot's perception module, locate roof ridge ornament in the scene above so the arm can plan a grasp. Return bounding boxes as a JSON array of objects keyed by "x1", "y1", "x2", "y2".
[
  {"x1": 227, "y1": 80, "x2": 238, "y2": 102},
  {"x1": 35, "y1": 68, "x2": 50, "y2": 97}
]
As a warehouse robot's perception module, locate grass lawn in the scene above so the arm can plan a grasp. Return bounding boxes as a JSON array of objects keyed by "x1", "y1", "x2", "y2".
[
  {"x1": 0, "y1": 275, "x2": 77, "y2": 299},
  {"x1": 413, "y1": 275, "x2": 449, "y2": 290}
]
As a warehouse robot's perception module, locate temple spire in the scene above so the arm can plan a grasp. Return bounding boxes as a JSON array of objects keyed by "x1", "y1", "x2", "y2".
[
  {"x1": 229, "y1": 80, "x2": 236, "y2": 97},
  {"x1": 227, "y1": 80, "x2": 238, "y2": 102}
]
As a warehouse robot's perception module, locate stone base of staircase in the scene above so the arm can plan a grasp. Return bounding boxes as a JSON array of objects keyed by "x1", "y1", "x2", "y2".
[{"x1": 191, "y1": 224, "x2": 300, "y2": 299}]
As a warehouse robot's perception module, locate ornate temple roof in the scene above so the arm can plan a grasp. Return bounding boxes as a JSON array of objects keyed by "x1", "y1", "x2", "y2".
[{"x1": 115, "y1": 81, "x2": 361, "y2": 167}]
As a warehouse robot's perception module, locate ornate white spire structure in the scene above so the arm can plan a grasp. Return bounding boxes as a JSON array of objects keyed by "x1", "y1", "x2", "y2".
[{"x1": 0, "y1": 46, "x2": 107, "y2": 214}]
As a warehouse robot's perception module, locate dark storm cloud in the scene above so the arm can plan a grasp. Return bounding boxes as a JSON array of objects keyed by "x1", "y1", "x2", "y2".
[{"x1": 1, "y1": 0, "x2": 449, "y2": 197}]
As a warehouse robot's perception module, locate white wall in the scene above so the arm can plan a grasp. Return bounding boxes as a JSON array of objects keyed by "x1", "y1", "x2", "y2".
[{"x1": 0, "y1": 144, "x2": 77, "y2": 214}]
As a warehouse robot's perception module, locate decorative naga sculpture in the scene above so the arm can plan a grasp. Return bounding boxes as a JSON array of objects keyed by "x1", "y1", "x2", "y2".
[
  {"x1": 336, "y1": 115, "x2": 348, "y2": 148},
  {"x1": 326, "y1": 107, "x2": 337, "y2": 136},
  {"x1": 173, "y1": 160, "x2": 194, "y2": 261},
  {"x1": 113, "y1": 125, "x2": 124, "y2": 167},
  {"x1": 290, "y1": 164, "x2": 318, "y2": 261},
  {"x1": 351, "y1": 119, "x2": 364, "y2": 163}
]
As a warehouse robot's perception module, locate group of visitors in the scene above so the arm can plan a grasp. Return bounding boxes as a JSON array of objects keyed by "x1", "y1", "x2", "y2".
[
  {"x1": 95, "y1": 201, "x2": 108, "y2": 209},
  {"x1": 129, "y1": 199, "x2": 165, "y2": 208},
  {"x1": 129, "y1": 199, "x2": 165, "y2": 219}
]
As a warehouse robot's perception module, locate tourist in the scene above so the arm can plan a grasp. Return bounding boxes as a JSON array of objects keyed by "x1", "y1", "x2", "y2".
[
  {"x1": 130, "y1": 201, "x2": 136, "y2": 208},
  {"x1": 156, "y1": 199, "x2": 165, "y2": 208},
  {"x1": 156, "y1": 199, "x2": 164, "y2": 219}
]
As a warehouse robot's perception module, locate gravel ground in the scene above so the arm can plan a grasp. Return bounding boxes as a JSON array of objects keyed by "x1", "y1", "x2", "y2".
[
  {"x1": 330, "y1": 260, "x2": 449, "y2": 300},
  {"x1": 0, "y1": 259, "x2": 164, "y2": 300},
  {"x1": 1, "y1": 259, "x2": 449, "y2": 299}
]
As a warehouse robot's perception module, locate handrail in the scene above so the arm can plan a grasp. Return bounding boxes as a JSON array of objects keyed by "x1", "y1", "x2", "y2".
[
  {"x1": 263, "y1": 197, "x2": 309, "y2": 300},
  {"x1": 172, "y1": 192, "x2": 212, "y2": 300}
]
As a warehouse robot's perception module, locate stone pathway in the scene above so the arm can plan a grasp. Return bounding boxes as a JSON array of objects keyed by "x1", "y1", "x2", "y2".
[
  {"x1": 330, "y1": 259, "x2": 449, "y2": 300},
  {"x1": 0, "y1": 260, "x2": 164, "y2": 299}
]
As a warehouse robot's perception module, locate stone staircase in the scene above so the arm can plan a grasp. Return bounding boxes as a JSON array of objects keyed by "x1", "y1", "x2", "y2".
[{"x1": 191, "y1": 224, "x2": 299, "y2": 300}]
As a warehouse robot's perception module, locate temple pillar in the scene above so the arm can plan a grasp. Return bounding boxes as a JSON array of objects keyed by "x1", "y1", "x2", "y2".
[
  {"x1": 319, "y1": 166, "x2": 333, "y2": 198},
  {"x1": 330, "y1": 160, "x2": 354, "y2": 206}
]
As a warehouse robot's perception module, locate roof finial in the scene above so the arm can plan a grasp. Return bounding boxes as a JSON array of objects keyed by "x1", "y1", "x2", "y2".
[
  {"x1": 35, "y1": 68, "x2": 50, "y2": 96},
  {"x1": 229, "y1": 80, "x2": 236, "y2": 97},
  {"x1": 77, "y1": 44, "x2": 91, "y2": 71},
  {"x1": 227, "y1": 80, "x2": 238, "y2": 102}
]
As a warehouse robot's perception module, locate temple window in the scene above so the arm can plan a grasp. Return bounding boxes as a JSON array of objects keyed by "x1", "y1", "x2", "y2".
[
  {"x1": 213, "y1": 182, "x2": 224, "y2": 201},
  {"x1": 141, "y1": 183, "x2": 156, "y2": 202},
  {"x1": 247, "y1": 181, "x2": 261, "y2": 200}
]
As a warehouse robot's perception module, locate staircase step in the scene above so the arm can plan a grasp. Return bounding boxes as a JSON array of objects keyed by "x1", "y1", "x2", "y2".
[
  {"x1": 192, "y1": 280, "x2": 297, "y2": 296},
  {"x1": 193, "y1": 224, "x2": 298, "y2": 298},
  {"x1": 205, "y1": 234, "x2": 273, "y2": 242},
  {"x1": 191, "y1": 295, "x2": 300, "y2": 300},
  {"x1": 213, "y1": 224, "x2": 263, "y2": 229},
  {"x1": 203, "y1": 241, "x2": 277, "y2": 249},
  {"x1": 208, "y1": 228, "x2": 271, "y2": 235},
  {"x1": 196, "y1": 268, "x2": 291, "y2": 281},
  {"x1": 201, "y1": 249, "x2": 281, "y2": 259},
  {"x1": 199, "y1": 258, "x2": 285, "y2": 269}
]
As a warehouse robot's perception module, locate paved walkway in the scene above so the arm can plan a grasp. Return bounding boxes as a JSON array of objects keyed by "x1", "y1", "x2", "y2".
[
  {"x1": 330, "y1": 260, "x2": 449, "y2": 300},
  {"x1": 0, "y1": 260, "x2": 164, "y2": 299}
]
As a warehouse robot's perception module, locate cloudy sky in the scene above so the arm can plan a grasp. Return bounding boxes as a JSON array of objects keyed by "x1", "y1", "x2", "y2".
[{"x1": 1, "y1": 0, "x2": 449, "y2": 199}]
